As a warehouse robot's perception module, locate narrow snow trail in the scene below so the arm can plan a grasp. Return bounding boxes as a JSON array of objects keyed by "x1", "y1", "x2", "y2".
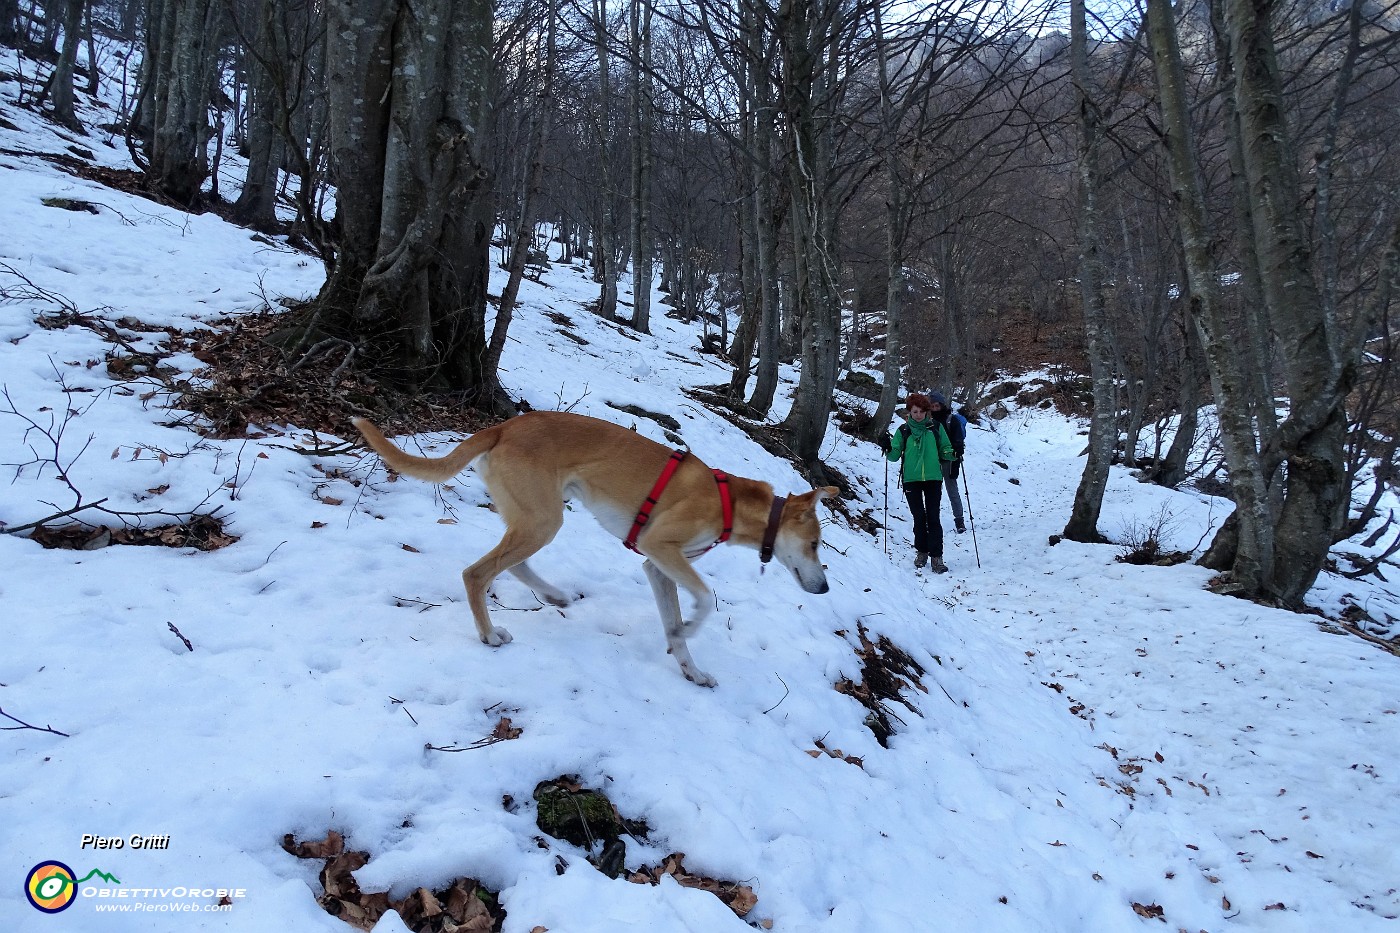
[{"x1": 919, "y1": 410, "x2": 1400, "y2": 928}]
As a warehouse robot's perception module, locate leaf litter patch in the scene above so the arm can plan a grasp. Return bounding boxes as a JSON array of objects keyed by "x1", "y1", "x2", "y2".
[
  {"x1": 834, "y1": 620, "x2": 927, "y2": 747},
  {"x1": 284, "y1": 775, "x2": 763, "y2": 932},
  {"x1": 283, "y1": 831, "x2": 506, "y2": 932},
  {"x1": 26, "y1": 513, "x2": 237, "y2": 551},
  {"x1": 528, "y1": 776, "x2": 762, "y2": 923},
  {"x1": 179, "y1": 306, "x2": 501, "y2": 440}
]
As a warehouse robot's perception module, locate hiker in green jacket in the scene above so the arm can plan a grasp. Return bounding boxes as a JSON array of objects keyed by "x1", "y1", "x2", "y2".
[{"x1": 879, "y1": 392, "x2": 958, "y2": 573}]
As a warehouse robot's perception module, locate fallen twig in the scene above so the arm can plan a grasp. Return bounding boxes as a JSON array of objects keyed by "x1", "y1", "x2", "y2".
[
  {"x1": 1337, "y1": 622, "x2": 1400, "y2": 656},
  {"x1": 761, "y1": 675, "x2": 790, "y2": 715},
  {"x1": 1, "y1": 497, "x2": 111, "y2": 535},
  {"x1": 166, "y1": 621, "x2": 194, "y2": 652},
  {"x1": 0, "y1": 705, "x2": 70, "y2": 737}
]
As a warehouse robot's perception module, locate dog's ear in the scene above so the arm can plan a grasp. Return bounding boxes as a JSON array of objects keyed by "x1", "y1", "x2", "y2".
[{"x1": 788, "y1": 486, "x2": 839, "y2": 518}]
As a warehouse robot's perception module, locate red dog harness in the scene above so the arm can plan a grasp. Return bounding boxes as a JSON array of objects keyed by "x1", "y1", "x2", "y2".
[{"x1": 624, "y1": 449, "x2": 733, "y2": 557}]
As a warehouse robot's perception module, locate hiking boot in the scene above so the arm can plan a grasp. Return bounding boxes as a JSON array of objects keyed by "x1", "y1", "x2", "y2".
[
  {"x1": 914, "y1": 551, "x2": 928, "y2": 570},
  {"x1": 955, "y1": 519, "x2": 967, "y2": 534},
  {"x1": 928, "y1": 556, "x2": 949, "y2": 574}
]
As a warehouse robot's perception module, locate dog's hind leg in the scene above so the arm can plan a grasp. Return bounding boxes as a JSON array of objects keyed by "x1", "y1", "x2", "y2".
[
  {"x1": 462, "y1": 495, "x2": 565, "y2": 647},
  {"x1": 642, "y1": 558, "x2": 716, "y2": 687},
  {"x1": 508, "y1": 561, "x2": 572, "y2": 607}
]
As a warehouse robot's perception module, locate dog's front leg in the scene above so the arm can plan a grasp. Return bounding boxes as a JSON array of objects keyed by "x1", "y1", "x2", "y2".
[{"x1": 642, "y1": 559, "x2": 716, "y2": 687}]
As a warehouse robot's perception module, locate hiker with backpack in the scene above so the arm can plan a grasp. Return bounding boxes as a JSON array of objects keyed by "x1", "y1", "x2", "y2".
[
  {"x1": 927, "y1": 392, "x2": 968, "y2": 535},
  {"x1": 879, "y1": 393, "x2": 958, "y2": 573}
]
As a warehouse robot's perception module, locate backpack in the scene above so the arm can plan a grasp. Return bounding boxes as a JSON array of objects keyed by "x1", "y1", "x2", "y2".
[{"x1": 944, "y1": 411, "x2": 967, "y2": 455}]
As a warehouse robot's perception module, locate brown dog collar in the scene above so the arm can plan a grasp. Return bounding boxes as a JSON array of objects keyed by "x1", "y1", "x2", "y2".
[{"x1": 759, "y1": 495, "x2": 787, "y2": 564}]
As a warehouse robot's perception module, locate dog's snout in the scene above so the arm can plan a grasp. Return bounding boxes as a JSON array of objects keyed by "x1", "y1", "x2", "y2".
[{"x1": 815, "y1": 581, "x2": 829, "y2": 594}]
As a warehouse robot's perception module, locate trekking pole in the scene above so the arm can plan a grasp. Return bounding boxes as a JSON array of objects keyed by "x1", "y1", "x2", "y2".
[
  {"x1": 882, "y1": 457, "x2": 889, "y2": 556},
  {"x1": 961, "y1": 463, "x2": 981, "y2": 568}
]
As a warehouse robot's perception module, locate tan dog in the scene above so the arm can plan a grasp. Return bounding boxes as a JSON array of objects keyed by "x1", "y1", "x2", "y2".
[{"x1": 353, "y1": 411, "x2": 838, "y2": 686}]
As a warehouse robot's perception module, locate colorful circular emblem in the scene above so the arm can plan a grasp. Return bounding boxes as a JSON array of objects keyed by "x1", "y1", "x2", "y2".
[{"x1": 25, "y1": 861, "x2": 78, "y2": 913}]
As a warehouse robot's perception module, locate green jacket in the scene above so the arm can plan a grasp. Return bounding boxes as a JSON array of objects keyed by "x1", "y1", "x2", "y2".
[{"x1": 887, "y1": 417, "x2": 957, "y2": 483}]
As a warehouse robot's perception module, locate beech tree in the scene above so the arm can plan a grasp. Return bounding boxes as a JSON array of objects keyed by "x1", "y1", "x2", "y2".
[
  {"x1": 132, "y1": 0, "x2": 225, "y2": 206},
  {"x1": 315, "y1": 0, "x2": 502, "y2": 404},
  {"x1": 1145, "y1": 0, "x2": 1273, "y2": 586},
  {"x1": 583, "y1": 0, "x2": 623, "y2": 320},
  {"x1": 1140, "y1": 0, "x2": 1400, "y2": 604},
  {"x1": 48, "y1": 0, "x2": 87, "y2": 131},
  {"x1": 1214, "y1": 0, "x2": 1376, "y2": 602},
  {"x1": 628, "y1": 0, "x2": 655, "y2": 333},
  {"x1": 1060, "y1": 0, "x2": 1121, "y2": 543},
  {"x1": 769, "y1": 0, "x2": 852, "y2": 464},
  {"x1": 227, "y1": 0, "x2": 282, "y2": 231},
  {"x1": 489, "y1": 0, "x2": 559, "y2": 392},
  {"x1": 0, "y1": 0, "x2": 17, "y2": 46}
]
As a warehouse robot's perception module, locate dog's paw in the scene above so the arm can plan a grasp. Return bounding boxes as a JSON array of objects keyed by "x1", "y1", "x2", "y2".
[
  {"x1": 482, "y1": 627, "x2": 513, "y2": 647},
  {"x1": 682, "y1": 664, "x2": 718, "y2": 688},
  {"x1": 541, "y1": 590, "x2": 574, "y2": 608}
]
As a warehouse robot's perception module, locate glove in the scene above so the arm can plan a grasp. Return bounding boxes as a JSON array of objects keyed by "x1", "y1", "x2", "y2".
[
  {"x1": 878, "y1": 432, "x2": 892, "y2": 453},
  {"x1": 945, "y1": 458, "x2": 960, "y2": 480}
]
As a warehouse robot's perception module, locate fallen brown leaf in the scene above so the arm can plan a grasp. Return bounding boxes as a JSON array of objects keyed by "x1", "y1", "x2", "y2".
[
  {"x1": 282, "y1": 830, "x2": 345, "y2": 859},
  {"x1": 1130, "y1": 901, "x2": 1164, "y2": 920},
  {"x1": 492, "y1": 717, "x2": 523, "y2": 740}
]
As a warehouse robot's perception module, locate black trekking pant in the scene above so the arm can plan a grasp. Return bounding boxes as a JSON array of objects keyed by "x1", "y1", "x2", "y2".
[{"x1": 904, "y1": 480, "x2": 944, "y2": 557}]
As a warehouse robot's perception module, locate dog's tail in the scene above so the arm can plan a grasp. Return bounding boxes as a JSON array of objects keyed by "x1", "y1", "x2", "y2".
[{"x1": 352, "y1": 417, "x2": 498, "y2": 483}]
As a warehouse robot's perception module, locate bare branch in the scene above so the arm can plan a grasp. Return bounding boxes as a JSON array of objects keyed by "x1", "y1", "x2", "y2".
[{"x1": 0, "y1": 706, "x2": 70, "y2": 738}]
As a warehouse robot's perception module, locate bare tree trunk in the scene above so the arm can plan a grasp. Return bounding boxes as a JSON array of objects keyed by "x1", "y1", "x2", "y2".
[
  {"x1": 489, "y1": 0, "x2": 557, "y2": 392},
  {"x1": 234, "y1": 0, "x2": 329, "y2": 252},
  {"x1": 0, "y1": 0, "x2": 19, "y2": 46},
  {"x1": 1152, "y1": 318, "x2": 1201, "y2": 489},
  {"x1": 1224, "y1": 0, "x2": 1357, "y2": 603},
  {"x1": 1147, "y1": 0, "x2": 1274, "y2": 592},
  {"x1": 776, "y1": 0, "x2": 843, "y2": 466},
  {"x1": 748, "y1": 181, "x2": 782, "y2": 414},
  {"x1": 728, "y1": 163, "x2": 760, "y2": 401},
  {"x1": 1209, "y1": 0, "x2": 1277, "y2": 459},
  {"x1": 1340, "y1": 218, "x2": 1400, "y2": 540},
  {"x1": 49, "y1": 0, "x2": 87, "y2": 131},
  {"x1": 231, "y1": 1, "x2": 280, "y2": 231},
  {"x1": 318, "y1": 0, "x2": 497, "y2": 397},
  {"x1": 746, "y1": 23, "x2": 782, "y2": 416},
  {"x1": 84, "y1": 1, "x2": 98, "y2": 94},
  {"x1": 871, "y1": 222, "x2": 907, "y2": 433},
  {"x1": 1062, "y1": 0, "x2": 1114, "y2": 543},
  {"x1": 869, "y1": 0, "x2": 909, "y2": 439},
  {"x1": 628, "y1": 0, "x2": 654, "y2": 333},
  {"x1": 135, "y1": 0, "x2": 223, "y2": 206},
  {"x1": 590, "y1": 0, "x2": 618, "y2": 320},
  {"x1": 934, "y1": 234, "x2": 962, "y2": 395}
]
